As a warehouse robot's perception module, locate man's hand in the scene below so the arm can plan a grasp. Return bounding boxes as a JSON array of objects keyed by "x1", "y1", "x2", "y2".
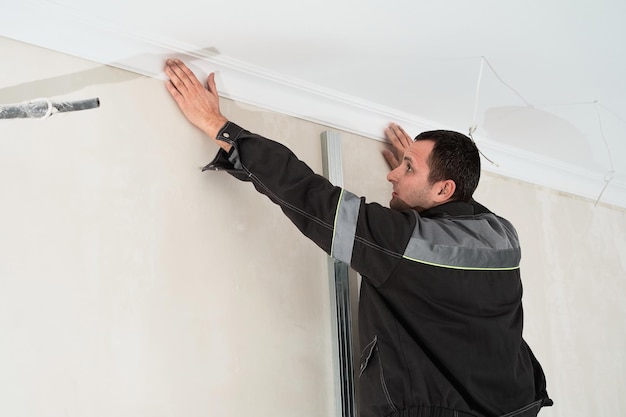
[
  {"x1": 383, "y1": 122, "x2": 413, "y2": 170},
  {"x1": 164, "y1": 59, "x2": 230, "y2": 150}
]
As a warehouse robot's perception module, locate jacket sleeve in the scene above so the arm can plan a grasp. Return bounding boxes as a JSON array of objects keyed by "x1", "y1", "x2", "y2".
[{"x1": 203, "y1": 122, "x2": 415, "y2": 286}]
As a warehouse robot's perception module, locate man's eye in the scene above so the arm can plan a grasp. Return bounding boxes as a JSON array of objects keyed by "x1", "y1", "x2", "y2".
[{"x1": 406, "y1": 164, "x2": 412, "y2": 172}]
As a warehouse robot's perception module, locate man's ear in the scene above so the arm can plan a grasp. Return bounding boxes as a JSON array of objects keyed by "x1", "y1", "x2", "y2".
[{"x1": 433, "y1": 179, "x2": 456, "y2": 203}]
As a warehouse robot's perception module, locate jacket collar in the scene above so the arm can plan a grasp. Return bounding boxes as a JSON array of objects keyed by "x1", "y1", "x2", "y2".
[{"x1": 420, "y1": 199, "x2": 491, "y2": 218}]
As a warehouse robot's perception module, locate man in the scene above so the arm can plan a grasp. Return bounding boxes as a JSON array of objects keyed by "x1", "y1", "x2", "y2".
[{"x1": 164, "y1": 59, "x2": 553, "y2": 417}]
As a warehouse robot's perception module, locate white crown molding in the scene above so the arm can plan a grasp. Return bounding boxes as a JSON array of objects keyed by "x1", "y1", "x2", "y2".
[{"x1": 3, "y1": 1, "x2": 625, "y2": 209}]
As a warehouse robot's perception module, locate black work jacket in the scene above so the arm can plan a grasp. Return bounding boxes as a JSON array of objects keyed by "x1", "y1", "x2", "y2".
[{"x1": 204, "y1": 122, "x2": 553, "y2": 417}]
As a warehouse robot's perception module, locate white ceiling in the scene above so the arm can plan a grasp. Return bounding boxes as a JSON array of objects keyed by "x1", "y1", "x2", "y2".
[{"x1": 3, "y1": 0, "x2": 626, "y2": 207}]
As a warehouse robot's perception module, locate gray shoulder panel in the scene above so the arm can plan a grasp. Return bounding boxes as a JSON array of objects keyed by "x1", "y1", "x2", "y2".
[{"x1": 403, "y1": 212, "x2": 521, "y2": 270}]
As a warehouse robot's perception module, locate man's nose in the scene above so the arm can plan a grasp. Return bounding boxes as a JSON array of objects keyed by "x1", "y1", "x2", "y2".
[{"x1": 387, "y1": 166, "x2": 399, "y2": 183}]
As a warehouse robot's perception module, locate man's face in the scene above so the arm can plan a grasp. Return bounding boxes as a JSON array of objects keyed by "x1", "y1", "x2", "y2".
[{"x1": 386, "y1": 140, "x2": 440, "y2": 213}]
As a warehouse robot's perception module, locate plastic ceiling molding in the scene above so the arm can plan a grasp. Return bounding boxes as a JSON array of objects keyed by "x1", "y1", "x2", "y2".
[{"x1": 2, "y1": 1, "x2": 625, "y2": 208}]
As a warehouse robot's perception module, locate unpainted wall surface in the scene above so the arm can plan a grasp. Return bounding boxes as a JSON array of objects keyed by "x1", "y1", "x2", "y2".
[
  {"x1": 475, "y1": 173, "x2": 626, "y2": 417},
  {"x1": 0, "y1": 37, "x2": 335, "y2": 417}
]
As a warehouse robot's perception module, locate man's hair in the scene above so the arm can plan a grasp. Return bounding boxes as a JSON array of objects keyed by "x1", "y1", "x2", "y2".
[{"x1": 414, "y1": 130, "x2": 481, "y2": 202}]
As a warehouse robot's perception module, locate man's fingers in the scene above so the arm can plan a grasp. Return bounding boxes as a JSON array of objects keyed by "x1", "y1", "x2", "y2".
[
  {"x1": 383, "y1": 123, "x2": 414, "y2": 170},
  {"x1": 164, "y1": 61, "x2": 189, "y2": 97},
  {"x1": 385, "y1": 122, "x2": 415, "y2": 160},
  {"x1": 385, "y1": 124, "x2": 402, "y2": 144},
  {"x1": 165, "y1": 80, "x2": 179, "y2": 97},
  {"x1": 164, "y1": 59, "x2": 205, "y2": 97},
  {"x1": 165, "y1": 80, "x2": 186, "y2": 107},
  {"x1": 206, "y1": 72, "x2": 218, "y2": 96},
  {"x1": 389, "y1": 123, "x2": 413, "y2": 146},
  {"x1": 175, "y1": 59, "x2": 204, "y2": 91},
  {"x1": 382, "y1": 149, "x2": 400, "y2": 170}
]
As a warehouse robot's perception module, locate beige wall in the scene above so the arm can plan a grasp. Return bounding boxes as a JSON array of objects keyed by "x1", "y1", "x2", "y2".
[
  {"x1": 2, "y1": 36, "x2": 626, "y2": 417},
  {"x1": 0, "y1": 37, "x2": 336, "y2": 417},
  {"x1": 475, "y1": 173, "x2": 626, "y2": 417}
]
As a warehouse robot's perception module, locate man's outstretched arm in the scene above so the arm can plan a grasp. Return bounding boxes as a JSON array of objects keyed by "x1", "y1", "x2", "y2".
[{"x1": 164, "y1": 59, "x2": 231, "y2": 152}]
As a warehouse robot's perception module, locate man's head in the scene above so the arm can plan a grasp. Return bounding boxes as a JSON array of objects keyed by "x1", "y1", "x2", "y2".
[{"x1": 386, "y1": 130, "x2": 480, "y2": 212}]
